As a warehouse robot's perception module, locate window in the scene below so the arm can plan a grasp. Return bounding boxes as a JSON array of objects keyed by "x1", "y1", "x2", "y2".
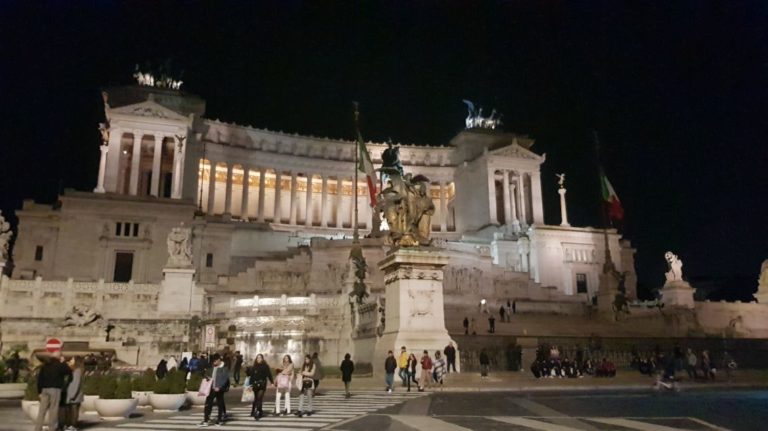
[
  {"x1": 113, "y1": 252, "x2": 134, "y2": 282},
  {"x1": 115, "y1": 222, "x2": 140, "y2": 238},
  {"x1": 576, "y1": 273, "x2": 588, "y2": 294},
  {"x1": 34, "y1": 246, "x2": 44, "y2": 261},
  {"x1": 206, "y1": 253, "x2": 214, "y2": 268}
]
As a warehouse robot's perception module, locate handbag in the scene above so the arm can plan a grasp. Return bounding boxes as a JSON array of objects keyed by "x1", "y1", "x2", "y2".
[
  {"x1": 243, "y1": 376, "x2": 251, "y2": 387},
  {"x1": 276, "y1": 373, "x2": 291, "y2": 391},
  {"x1": 301, "y1": 378, "x2": 314, "y2": 391},
  {"x1": 241, "y1": 386, "x2": 255, "y2": 403},
  {"x1": 198, "y1": 378, "x2": 212, "y2": 397},
  {"x1": 253, "y1": 379, "x2": 267, "y2": 391}
]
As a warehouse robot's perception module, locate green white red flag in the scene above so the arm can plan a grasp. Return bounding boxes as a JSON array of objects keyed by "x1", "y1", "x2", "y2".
[
  {"x1": 600, "y1": 171, "x2": 624, "y2": 222},
  {"x1": 356, "y1": 134, "x2": 378, "y2": 207}
]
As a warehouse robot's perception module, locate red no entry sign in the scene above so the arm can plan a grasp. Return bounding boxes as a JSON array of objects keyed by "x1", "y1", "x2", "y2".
[{"x1": 45, "y1": 338, "x2": 62, "y2": 353}]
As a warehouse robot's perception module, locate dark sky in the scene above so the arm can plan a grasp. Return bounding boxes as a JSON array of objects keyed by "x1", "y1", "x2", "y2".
[{"x1": 1, "y1": 1, "x2": 766, "y2": 298}]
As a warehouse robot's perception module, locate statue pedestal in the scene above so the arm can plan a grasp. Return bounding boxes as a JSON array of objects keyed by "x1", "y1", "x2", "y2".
[
  {"x1": 596, "y1": 271, "x2": 619, "y2": 315},
  {"x1": 159, "y1": 267, "x2": 201, "y2": 316},
  {"x1": 373, "y1": 248, "x2": 456, "y2": 377},
  {"x1": 661, "y1": 280, "x2": 696, "y2": 308}
]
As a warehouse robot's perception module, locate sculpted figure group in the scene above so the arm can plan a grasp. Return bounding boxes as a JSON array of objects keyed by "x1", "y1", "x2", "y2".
[{"x1": 378, "y1": 169, "x2": 435, "y2": 248}]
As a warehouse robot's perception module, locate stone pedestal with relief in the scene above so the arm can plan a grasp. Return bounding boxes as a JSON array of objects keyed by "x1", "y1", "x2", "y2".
[
  {"x1": 373, "y1": 248, "x2": 456, "y2": 377},
  {"x1": 159, "y1": 268, "x2": 202, "y2": 316},
  {"x1": 661, "y1": 280, "x2": 696, "y2": 309}
]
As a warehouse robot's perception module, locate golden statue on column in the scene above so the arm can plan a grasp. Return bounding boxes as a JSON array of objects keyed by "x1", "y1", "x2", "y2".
[{"x1": 378, "y1": 168, "x2": 435, "y2": 247}]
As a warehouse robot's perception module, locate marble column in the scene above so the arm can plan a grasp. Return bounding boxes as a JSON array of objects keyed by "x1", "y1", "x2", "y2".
[
  {"x1": 128, "y1": 132, "x2": 141, "y2": 196},
  {"x1": 501, "y1": 170, "x2": 511, "y2": 225},
  {"x1": 488, "y1": 171, "x2": 499, "y2": 224},
  {"x1": 320, "y1": 175, "x2": 329, "y2": 228},
  {"x1": 241, "y1": 166, "x2": 250, "y2": 219},
  {"x1": 304, "y1": 174, "x2": 313, "y2": 227},
  {"x1": 171, "y1": 136, "x2": 184, "y2": 199},
  {"x1": 509, "y1": 183, "x2": 520, "y2": 232},
  {"x1": 289, "y1": 172, "x2": 298, "y2": 225},
  {"x1": 531, "y1": 171, "x2": 544, "y2": 224},
  {"x1": 440, "y1": 181, "x2": 448, "y2": 232},
  {"x1": 150, "y1": 135, "x2": 162, "y2": 197},
  {"x1": 224, "y1": 164, "x2": 234, "y2": 215},
  {"x1": 257, "y1": 168, "x2": 266, "y2": 222},
  {"x1": 94, "y1": 144, "x2": 108, "y2": 193},
  {"x1": 104, "y1": 128, "x2": 122, "y2": 193},
  {"x1": 274, "y1": 171, "x2": 283, "y2": 223},
  {"x1": 207, "y1": 161, "x2": 217, "y2": 214},
  {"x1": 335, "y1": 177, "x2": 343, "y2": 227},
  {"x1": 518, "y1": 174, "x2": 527, "y2": 226},
  {"x1": 559, "y1": 187, "x2": 570, "y2": 227}
]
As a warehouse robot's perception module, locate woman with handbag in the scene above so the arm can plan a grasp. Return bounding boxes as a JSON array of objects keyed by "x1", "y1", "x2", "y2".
[
  {"x1": 63, "y1": 356, "x2": 84, "y2": 431},
  {"x1": 247, "y1": 354, "x2": 273, "y2": 420},
  {"x1": 274, "y1": 355, "x2": 294, "y2": 416},
  {"x1": 296, "y1": 354, "x2": 316, "y2": 417}
]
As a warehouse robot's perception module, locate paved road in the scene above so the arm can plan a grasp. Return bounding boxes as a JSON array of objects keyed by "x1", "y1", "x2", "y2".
[{"x1": 4, "y1": 389, "x2": 766, "y2": 431}]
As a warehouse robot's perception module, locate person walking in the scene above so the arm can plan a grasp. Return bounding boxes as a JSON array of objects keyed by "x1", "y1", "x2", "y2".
[
  {"x1": 36, "y1": 350, "x2": 72, "y2": 431},
  {"x1": 488, "y1": 315, "x2": 496, "y2": 333},
  {"x1": 233, "y1": 351, "x2": 244, "y2": 386},
  {"x1": 155, "y1": 358, "x2": 168, "y2": 379},
  {"x1": 685, "y1": 348, "x2": 698, "y2": 379},
  {"x1": 433, "y1": 351, "x2": 446, "y2": 387},
  {"x1": 63, "y1": 356, "x2": 84, "y2": 431},
  {"x1": 397, "y1": 346, "x2": 409, "y2": 386},
  {"x1": 444, "y1": 342, "x2": 457, "y2": 373},
  {"x1": 479, "y1": 349, "x2": 490, "y2": 378},
  {"x1": 247, "y1": 354, "x2": 273, "y2": 420},
  {"x1": 506, "y1": 300, "x2": 512, "y2": 321},
  {"x1": 384, "y1": 351, "x2": 397, "y2": 392},
  {"x1": 199, "y1": 354, "x2": 229, "y2": 427},
  {"x1": 311, "y1": 352, "x2": 324, "y2": 394},
  {"x1": 8, "y1": 351, "x2": 21, "y2": 383},
  {"x1": 407, "y1": 353, "x2": 418, "y2": 389},
  {"x1": 274, "y1": 355, "x2": 294, "y2": 416},
  {"x1": 418, "y1": 350, "x2": 433, "y2": 392},
  {"x1": 297, "y1": 355, "x2": 316, "y2": 417},
  {"x1": 189, "y1": 354, "x2": 199, "y2": 374},
  {"x1": 463, "y1": 317, "x2": 469, "y2": 335},
  {"x1": 499, "y1": 305, "x2": 506, "y2": 323},
  {"x1": 340, "y1": 353, "x2": 354, "y2": 398}
]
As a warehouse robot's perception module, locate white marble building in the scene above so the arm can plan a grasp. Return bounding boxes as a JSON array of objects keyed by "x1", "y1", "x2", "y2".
[{"x1": 3, "y1": 82, "x2": 641, "y2": 365}]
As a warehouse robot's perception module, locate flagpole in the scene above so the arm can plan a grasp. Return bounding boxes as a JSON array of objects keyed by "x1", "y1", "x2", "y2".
[
  {"x1": 353, "y1": 103, "x2": 360, "y2": 244},
  {"x1": 593, "y1": 131, "x2": 615, "y2": 273}
]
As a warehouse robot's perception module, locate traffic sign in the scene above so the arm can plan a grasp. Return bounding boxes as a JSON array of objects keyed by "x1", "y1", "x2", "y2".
[{"x1": 45, "y1": 338, "x2": 63, "y2": 353}]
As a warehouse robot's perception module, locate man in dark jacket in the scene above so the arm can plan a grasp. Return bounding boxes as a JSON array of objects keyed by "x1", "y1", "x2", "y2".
[
  {"x1": 233, "y1": 351, "x2": 243, "y2": 385},
  {"x1": 36, "y1": 351, "x2": 72, "y2": 431},
  {"x1": 200, "y1": 354, "x2": 229, "y2": 427},
  {"x1": 444, "y1": 342, "x2": 457, "y2": 373},
  {"x1": 384, "y1": 351, "x2": 397, "y2": 393}
]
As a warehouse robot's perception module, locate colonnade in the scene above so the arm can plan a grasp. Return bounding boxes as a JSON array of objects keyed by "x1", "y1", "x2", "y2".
[
  {"x1": 490, "y1": 169, "x2": 544, "y2": 228},
  {"x1": 198, "y1": 159, "x2": 455, "y2": 231},
  {"x1": 99, "y1": 129, "x2": 185, "y2": 199}
]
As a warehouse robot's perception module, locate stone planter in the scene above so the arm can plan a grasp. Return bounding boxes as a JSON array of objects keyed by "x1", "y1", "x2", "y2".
[
  {"x1": 81, "y1": 394, "x2": 100, "y2": 414},
  {"x1": 149, "y1": 393, "x2": 186, "y2": 412},
  {"x1": 0, "y1": 383, "x2": 26, "y2": 399},
  {"x1": 186, "y1": 390, "x2": 206, "y2": 407},
  {"x1": 131, "y1": 391, "x2": 153, "y2": 408},
  {"x1": 95, "y1": 398, "x2": 139, "y2": 420}
]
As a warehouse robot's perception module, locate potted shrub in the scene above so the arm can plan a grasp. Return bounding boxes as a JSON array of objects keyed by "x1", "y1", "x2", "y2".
[
  {"x1": 185, "y1": 372, "x2": 206, "y2": 407},
  {"x1": 95, "y1": 375, "x2": 138, "y2": 420},
  {"x1": 131, "y1": 369, "x2": 155, "y2": 408},
  {"x1": 149, "y1": 369, "x2": 186, "y2": 411},
  {"x1": 21, "y1": 374, "x2": 43, "y2": 422},
  {"x1": 81, "y1": 373, "x2": 101, "y2": 414}
]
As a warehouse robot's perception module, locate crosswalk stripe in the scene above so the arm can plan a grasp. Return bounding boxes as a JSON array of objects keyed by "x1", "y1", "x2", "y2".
[
  {"x1": 390, "y1": 415, "x2": 473, "y2": 431},
  {"x1": 490, "y1": 416, "x2": 584, "y2": 431},
  {"x1": 588, "y1": 418, "x2": 692, "y2": 431}
]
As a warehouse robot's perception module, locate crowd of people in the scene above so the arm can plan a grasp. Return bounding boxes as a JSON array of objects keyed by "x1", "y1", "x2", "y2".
[
  {"x1": 530, "y1": 344, "x2": 616, "y2": 379},
  {"x1": 384, "y1": 343, "x2": 458, "y2": 392},
  {"x1": 631, "y1": 345, "x2": 737, "y2": 382},
  {"x1": 33, "y1": 350, "x2": 83, "y2": 431}
]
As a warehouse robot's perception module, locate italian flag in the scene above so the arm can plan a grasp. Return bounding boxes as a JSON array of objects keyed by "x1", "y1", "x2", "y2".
[
  {"x1": 600, "y1": 171, "x2": 624, "y2": 222},
  {"x1": 356, "y1": 135, "x2": 378, "y2": 207}
]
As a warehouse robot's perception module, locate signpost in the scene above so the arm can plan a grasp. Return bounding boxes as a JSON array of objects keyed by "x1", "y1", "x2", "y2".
[{"x1": 45, "y1": 338, "x2": 63, "y2": 353}]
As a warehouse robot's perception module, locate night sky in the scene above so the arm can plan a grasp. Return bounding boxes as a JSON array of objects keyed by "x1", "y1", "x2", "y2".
[{"x1": 1, "y1": 1, "x2": 766, "y2": 299}]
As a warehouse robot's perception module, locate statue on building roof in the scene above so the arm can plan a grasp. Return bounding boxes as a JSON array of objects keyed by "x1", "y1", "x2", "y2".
[
  {"x1": 166, "y1": 222, "x2": 193, "y2": 268},
  {"x1": 664, "y1": 251, "x2": 684, "y2": 283},
  {"x1": 462, "y1": 99, "x2": 503, "y2": 130},
  {"x1": 378, "y1": 170, "x2": 435, "y2": 247},
  {"x1": 556, "y1": 173, "x2": 566, "y2": 188},
  {"x1": 758, "y1": 259, "x2": 768, "y2": 289},
  {"x1": 0, "y1": 211, "x2": 12, "y2": 261}
]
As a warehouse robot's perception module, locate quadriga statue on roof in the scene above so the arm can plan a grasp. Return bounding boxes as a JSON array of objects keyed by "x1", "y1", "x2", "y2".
[{"x1": 378, "y1": 169, "x2": 435, "y2": 247}]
